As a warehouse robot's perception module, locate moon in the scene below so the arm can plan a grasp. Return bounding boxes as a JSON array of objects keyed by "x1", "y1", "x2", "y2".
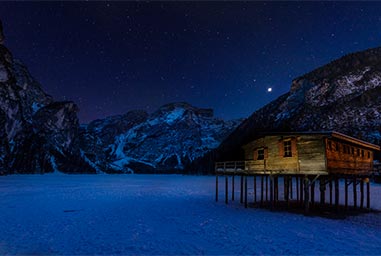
[{"x1": 267, "y1": 87, "x2": 272, "y2": 92}]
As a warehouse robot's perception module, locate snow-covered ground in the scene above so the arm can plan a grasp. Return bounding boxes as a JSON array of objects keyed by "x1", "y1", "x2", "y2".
[{"x1": 1, "y1": 174, "x2": 381, "y2": 255}]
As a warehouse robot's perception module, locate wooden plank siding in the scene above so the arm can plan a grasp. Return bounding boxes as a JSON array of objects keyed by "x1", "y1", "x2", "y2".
[
  {"x1": 237, "y1": 132, "x2": 380, "y2": 176},
  {"x1": 325, "y1": 137, "x2": 374, "y2": 175}
]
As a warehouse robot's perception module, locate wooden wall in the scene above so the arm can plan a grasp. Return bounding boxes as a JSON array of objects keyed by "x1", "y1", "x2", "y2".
[
  {"x1": 326, "y1": 138, "x2": 374, "y2": 175},
  {"x1": 242, "y1": 135, "x2": 327, "y2": 175}
]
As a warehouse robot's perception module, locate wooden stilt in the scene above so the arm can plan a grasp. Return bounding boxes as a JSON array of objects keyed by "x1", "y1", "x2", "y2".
[
  {"x1": 290, "y1": 176, "x2": 293, "y2": 199},
  {"x1": 329, "y1": 180, "x2": 333, "y2": 206},
  {"x1": 320, "y1": 177, "x2": 325, "y2": 205},
  {"x1": 225, "y1": 176, "x2": 228, "y2": 204},
  {"x1": 244, "y1": 176, "x2": 248, "y2": 208},
  {"x1": 215, "y1": 175, "x2": 218, "y2": 202},
  {"x1": 285, "y1": 176, "x2": 289, "y2": 208},
  {"x1": 231, "y1": 175, "x2": 235, "y2": 201},
  {"x1": 270, "y1": 175, "x2": 274, "y2": 210},
  {"x1": 360, "y1": 179, "x2": 364, "y2": 209},
  {"x1": 265, "y1": 175, "x2": 268, "y2": 202},
  {"x1": 275, "y1": 176, "x2": 279, "y2": 203},
  {"x1": 254, "y1": 176, "x2": 257, "y2": 203},
  {"x1": 366, "y1": 180, "x2": 370, "y2": 209},
  {"x1": 300, "y1": 177, "x2": 304, "y2": 205},
  {"x1": 260, "y1": 175, "x2": 264, "y2": 206},
  {"x1": 353, "y1": 177, "x2": 357, "y2": 209},
  {"x1": 310, "y1": 179, "x2": 315, "y2": 208},
  {"x1": 335, "y1": 177, "x2": 339, "y2": 211},
  {"x1": 304, "y1": 176, "x2": 310, "y2": 214},
  {"x1": 240, "y1": 175, "x2": 244, "y2": 204},
  {"x1": 296, "y1": 176, "x2": 299, "y2": 201},
  {"x1": 345, "y1": 178, "x2": 348, "y2": 209}
]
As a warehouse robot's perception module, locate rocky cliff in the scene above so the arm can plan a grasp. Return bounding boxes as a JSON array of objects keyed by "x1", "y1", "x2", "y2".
[
  {"x1": 0, "y1": 20, "x2": 95, "y2": 174},
  {"x1": 201, "y1": 47, "x2": 381, "y2": 172}
]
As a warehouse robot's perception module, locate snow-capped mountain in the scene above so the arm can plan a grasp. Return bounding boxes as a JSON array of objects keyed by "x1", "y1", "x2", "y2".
[
  {"x1": 200, "y1": 47, "x2": 381, "y2": 169},
  {"x1": 80, "y1": 102, "x2": 242, "y2": 173},
  {"x1": 0, "y1": 20, "x2": 95, "y2": 174}
]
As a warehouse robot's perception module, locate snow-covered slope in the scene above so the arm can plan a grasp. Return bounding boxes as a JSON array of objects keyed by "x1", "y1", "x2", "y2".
[
  {"x1": 80, "y1": 102, "x2": 242, "y2": 173},
  {"x1": 194, "y1": 47, "x2": 381, "y2": 171}
]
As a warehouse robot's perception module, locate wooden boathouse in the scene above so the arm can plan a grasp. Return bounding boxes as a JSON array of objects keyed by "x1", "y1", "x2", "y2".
[{"x1": 215, "y1": 131, "x2": 380, "y2": 213}]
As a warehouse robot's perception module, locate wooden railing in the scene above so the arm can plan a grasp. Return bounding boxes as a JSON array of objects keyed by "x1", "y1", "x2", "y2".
[{"x1": 215, "y1": 161, "x2": 266, "y2": 174}]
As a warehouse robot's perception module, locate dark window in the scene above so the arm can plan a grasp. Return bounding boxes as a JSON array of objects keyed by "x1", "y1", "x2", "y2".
[
  {"x1": 361, "y1": 150, "x2": 364, "y2": 157},
  {"x1": 284, "y1": 140, "x2": 292, "y2": 157},
  {"x1": 328, "y1": 141, "x2": 332, "y2": 150},
  {"x1": 351, "y1": 147, "x2": 355, "y2": 155},
  {"x1": 257, "y1": 149, "x2": 264, "y2": 160},
  {"x1": 368, "y1": 151, "x2": 371, "y2": 159},
  {"x1": 357, "y1": 149, "x2": 360, "y2": 156},
  {"x1": 335, "y1": 143, "x2": 340, "y2": 152}
]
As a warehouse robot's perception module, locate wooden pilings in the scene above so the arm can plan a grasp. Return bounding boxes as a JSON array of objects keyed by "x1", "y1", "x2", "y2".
[{"x1": 215, "y1": 174, "x2": 372, "y2": 214}]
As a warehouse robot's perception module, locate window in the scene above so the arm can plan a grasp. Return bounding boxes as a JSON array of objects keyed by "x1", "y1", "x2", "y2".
[
  {"x1": 351, "y1": 147, "x2": 355, "y2": 155},
  {"x1": 361, "y1": 150, "x2": 364, "y2": 157},
  {"x1": 357, "y1": 149, "x2": 360, "y2": 156},
  {"x1": 368, "y1": 151, "x2": 371, "y2": 159},
  {"x1": 335, "y1": 143, "x2": 340, "y2": 152},
  {"x1": 284, "y1": 140, "x2": 292, "y2": 157},
  {"x1": 257, "y1": 148, "x2": 264, "y2": 160}
]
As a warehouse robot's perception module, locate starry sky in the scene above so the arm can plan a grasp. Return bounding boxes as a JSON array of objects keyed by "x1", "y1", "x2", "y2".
[{"x1": 0, "y1": 2, "x2": 380, "y2": 123}]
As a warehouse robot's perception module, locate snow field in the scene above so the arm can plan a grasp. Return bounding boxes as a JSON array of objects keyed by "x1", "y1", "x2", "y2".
[{"x1": 0, "y1": 174, "x2": 381, "y2": 255}]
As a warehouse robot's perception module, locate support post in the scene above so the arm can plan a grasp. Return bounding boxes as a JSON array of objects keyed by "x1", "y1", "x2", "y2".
[
  {"x1": 260, "y1": 175, "x2": 264, "y2": 206},
  {"x1": 254, "y1": 176, "x2": 257, "y2": 203},
  {"x1": 216, "y1": 175, "x2": 218, "y2": 202},
  {"x1": 275, "y1": 176, "x2": 279, "y2": 202},
  {"x1": 244, "y1": 176, "x2": 248, "y2": 208},
  {"x1": 304, "y1": 176, "x2": 310, "y2": 214},
  {"x1": 329, "y1": 180, "x2": 333, "y2": 206},
  {"x1": 290, "y1": 176, "x2": 293, "y2": 199},
  {"x1": 285, "y1": 176, "x2": 289, "y2": 208},
  {"x1": 231, "y1": 175, "x2": 235, "y2": 201},
  {"x1": 270, "y1": 175, "x2": 274, "y2": 210},
  {"x1": 240, "y1": 175, "x2": 244, "y2": 204},
  {"x1": 296, "y1": 176, "x2": 299, "y2": 201},
  {"x1": 320, "y1": 177, "x2": 325, "y2": 205},
  {"x1": 335, "y1": 177, "x2": 339, "y2": 212},
  {"x1": 265, "y1": 175, "x2": 268, "y2": 202},
  {"x1": 310, "y1": 179, "x2": 315, "y2": 208},
  {"x1": 367, "y1": 180, "x2": 370, "y2": 210},
  {"x1": 225, "y1": 175, "x2": 228, "y2": 204},
  {"x1": 300, "y1": 176, "x2": 304, "y2": 205},
  {"x1": 353, "y1": 177, "x2": 357, "y2": 209},
  {"x1": 345, "y1": 178, "x2": 348, "y2": 209},
  {"x1": 360, "y1": 179, "x2": 364, "y2": 209}
]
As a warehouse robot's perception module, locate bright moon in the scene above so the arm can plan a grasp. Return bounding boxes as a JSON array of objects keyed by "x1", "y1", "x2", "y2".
[{"x1": 267, "y1": 87, "x2": 272, "y2": 92}]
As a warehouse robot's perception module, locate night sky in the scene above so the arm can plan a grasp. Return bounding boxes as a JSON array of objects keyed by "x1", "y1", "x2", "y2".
[{"x1": 0, "y1": 2, "x2": 380, "y2": 123}]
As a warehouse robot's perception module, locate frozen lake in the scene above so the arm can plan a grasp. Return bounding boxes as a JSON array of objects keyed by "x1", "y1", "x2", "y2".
[{"x1": 1, "y1": 174, "x2": 381, "y2": 255}]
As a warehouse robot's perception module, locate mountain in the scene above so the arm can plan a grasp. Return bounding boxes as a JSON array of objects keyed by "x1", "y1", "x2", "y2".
[
  {"x1": 80, "y1": 102, "x2": 242, "y2": 173},
  {"x1": 0, "y1": 20, "x2": 95, "y2": 174},
  {"x1": 193, "y1": 47, "x2": 381, "y2": 172}
]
